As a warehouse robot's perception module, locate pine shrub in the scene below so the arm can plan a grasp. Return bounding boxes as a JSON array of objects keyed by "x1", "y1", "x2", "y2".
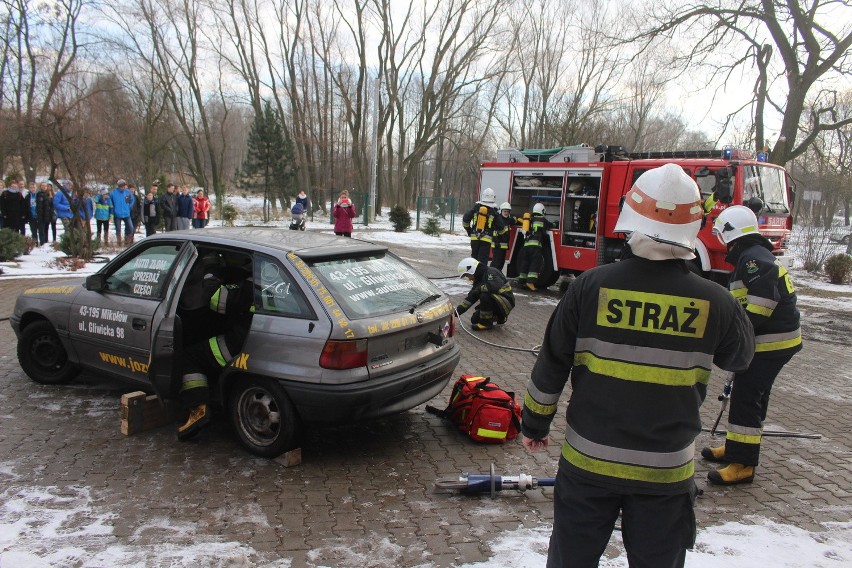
[
  {"x1": 222, "y1": 203, "x2": 238, "y2": 226},
  {"x1": 0, "y1": 228, "x2": 26, "y2": 261},
  {"x1": 422, "y1": 216, "x2": 442, "y2": 237},
  {"x1": 824, "y1": 253, "x2": 852, "y2": 284},
  {"x1": 389, "y1": 205, "x2": 412, "y2": 232}
]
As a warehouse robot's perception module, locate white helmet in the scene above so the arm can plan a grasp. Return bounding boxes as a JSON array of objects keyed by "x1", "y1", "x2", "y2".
[
  {"x1": 713, "y1": 205, "x2": 759, "y2": 246},
  {"x1": 457, "y1": 257, "x2": 479, "y2": 278},
  {"x1": 533, "y1": 203, "x2": 546, "y2": 215},
  {"x1": 479, "y1": 187, "x2": 496, "y2": 206},
  {"x1": 499, "y1": 202, "x2": 511, "y2": 212},
  {"x1": 614, "y1": 163, "x2": 703, "y2": 249}
]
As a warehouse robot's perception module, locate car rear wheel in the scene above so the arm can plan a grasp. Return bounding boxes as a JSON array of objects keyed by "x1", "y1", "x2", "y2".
[
  {"x1": 229, "y1": 377, "x2": 298, "y2": 458},
  {"x1": 17, "y1": 320, "x2": 79, "y2": 385}
]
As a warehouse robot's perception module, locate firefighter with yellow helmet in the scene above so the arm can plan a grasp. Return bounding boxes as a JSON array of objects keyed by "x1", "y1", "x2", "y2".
[
  {"x1": 521, "y1": 163, "x2": 754, "y2": 567},
  {"x1": 462, "y1": 188, "x2": 504, "y2": 264},
  {"x1": 701, "y1": 205, "x2": 802, "y2": 485}
]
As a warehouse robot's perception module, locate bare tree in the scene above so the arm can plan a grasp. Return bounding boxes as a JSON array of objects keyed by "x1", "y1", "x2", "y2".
[
  {"x1": 628, "y1": 0, "x2": 852, "y2": 165},
  {"x1": 375, "y1": 0, "x2": 509, "y2": 208}
]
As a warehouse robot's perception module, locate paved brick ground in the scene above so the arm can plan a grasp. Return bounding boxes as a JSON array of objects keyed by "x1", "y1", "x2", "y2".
[{"x1": 0, "y1": 239, "x2": 850, "y2": 567}]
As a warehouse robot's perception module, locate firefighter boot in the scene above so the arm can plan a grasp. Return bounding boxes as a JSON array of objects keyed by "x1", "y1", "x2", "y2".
[
  {"x1": 707, "y1": 463, "x2": 755, "y2": 486},
  {"x1": 701, "y1": 445, "x2": 729, "y2": 463},
  {"x1": 525, "y1": 282, "x2": 537, "y2": 291},
  {"x1": 177, "y1": 404, "x2": 210, "y2": 441},
  {"x1": 472, "y1": 322, "x2": 494, "y2": 331}
]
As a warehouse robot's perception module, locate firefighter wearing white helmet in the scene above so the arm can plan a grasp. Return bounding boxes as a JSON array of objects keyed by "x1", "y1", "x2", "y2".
[
  {"x1": 614, "y1": 162, "x2": 705, "y2": 253},
  {"x1": 515, "y1": 202, "x2": 553, "y2": 291},
  {"x1": 455, "y1": 256, "x2": 514, "y2": 331},
  {"x1": 462, "y1": 187, "x2": 504, "y2": 264},
  {"x1": 521, "y1": 163, "x2": 753, "y2": 567},
  {"x1": 490, "y1": 202, "x2": 517, "y2": 271},
  {"x1": 702, "y1": 205, "x2": 802, "y2": 486}
]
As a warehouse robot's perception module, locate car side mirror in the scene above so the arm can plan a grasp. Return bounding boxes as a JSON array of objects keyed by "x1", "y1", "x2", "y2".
[{"x1": 85, "y1": 273, "x2": 107, "y2": 291}]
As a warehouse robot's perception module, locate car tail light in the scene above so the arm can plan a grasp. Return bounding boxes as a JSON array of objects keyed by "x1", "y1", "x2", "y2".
[
  {"x1": 449, "y1": 313, "x2": 456, "y2": 337},
  {"x1": 320, "y1": 339, "x2": 368, "y2": 370}
]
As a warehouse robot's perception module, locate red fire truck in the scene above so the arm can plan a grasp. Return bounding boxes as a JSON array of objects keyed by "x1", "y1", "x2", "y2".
[{"x1": 478, "y1": 144, "x2": 794, "y2": 289}]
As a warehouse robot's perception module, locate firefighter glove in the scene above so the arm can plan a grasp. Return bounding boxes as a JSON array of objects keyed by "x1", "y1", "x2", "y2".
[{"x1": 455, "y1": 304, "x2": 468, "y2": 316}]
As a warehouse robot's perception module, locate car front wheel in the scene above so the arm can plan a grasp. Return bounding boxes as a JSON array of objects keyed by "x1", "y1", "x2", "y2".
[
  {"x1": 17, "y1": 320, "x2": 80, "y2": 385},
  {"x1": 229, "y1": 377, "x2": 298, "y2": 458}
]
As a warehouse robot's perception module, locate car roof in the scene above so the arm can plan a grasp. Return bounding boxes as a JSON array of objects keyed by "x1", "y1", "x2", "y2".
[{"x1": 148, "y1": 227, "x2": 388, "y2": 260}]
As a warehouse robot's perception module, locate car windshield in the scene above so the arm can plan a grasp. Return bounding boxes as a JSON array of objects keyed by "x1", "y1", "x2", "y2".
[
  {"x1": 743, "y1": 164, "x2": 789, "y2": 213},
  {"x1": 309, "y1": 254, "x2": 443, "y2": 318}
]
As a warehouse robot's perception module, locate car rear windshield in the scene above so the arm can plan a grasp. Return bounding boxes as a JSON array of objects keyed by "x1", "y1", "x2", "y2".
[{"x1": 308, "y1": 254, "x2": 444, "y2": 318}]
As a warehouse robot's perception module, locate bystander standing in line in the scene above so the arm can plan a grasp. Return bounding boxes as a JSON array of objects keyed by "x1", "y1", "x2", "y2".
[
  {"x1": 94, "y1": 188, "x2": 112, "y2": 246},
  {"x1": 143, "y1": 189, "x2": 160, "y2": 236},
  {"x1": 1, "y1": 180, "x2": 27, "y2": 235},
  {"x1": 176, "y1": 185, "x2": 193, "y2": 230},
  {"x1": 25, "y1": 182, "x2": 43, "y2": 244},
  {"x1": 110, "y1": 179, "x2": 136, "y2": 246},
  {"x1": 161, "y1": 183, "x2": 178, "y2": 231},
  {"x1": 192, "y1": 189, "x2": 211, "y2": 229},
  {"x1": 53, "y1": 181, "x2": 74, "y2": 231}
]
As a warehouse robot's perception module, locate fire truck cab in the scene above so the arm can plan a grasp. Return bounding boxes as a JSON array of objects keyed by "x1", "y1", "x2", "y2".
[{"x1": 478, "y1": 144, "x2": 794, "y2": 289}]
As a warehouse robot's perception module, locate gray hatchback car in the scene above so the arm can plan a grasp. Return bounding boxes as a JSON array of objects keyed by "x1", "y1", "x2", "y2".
[{"x1": 11, "y1": 228, "x2": 461, "y2": 457}]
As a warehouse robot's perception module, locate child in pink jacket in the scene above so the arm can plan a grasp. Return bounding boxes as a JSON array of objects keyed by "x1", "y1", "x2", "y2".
[{"x1": 333, "y1": 190, "x2": 356, "y2": 237}]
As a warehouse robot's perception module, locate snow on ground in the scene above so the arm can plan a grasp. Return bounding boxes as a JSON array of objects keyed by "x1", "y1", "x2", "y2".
[
  {"x1": 1, "y1": 198, "x2": 850, "y2": 567},
  {"x1": 1, "y1": 475, "x2": 850, "y2": 568}
]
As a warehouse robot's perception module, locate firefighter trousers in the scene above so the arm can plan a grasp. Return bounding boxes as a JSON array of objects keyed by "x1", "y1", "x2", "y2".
[
  {"x1": 470, "y1": 238, "x2": 492, "y2": 264},
  {"x1": 548, "y1": 466, "x2": 696, "y2": 568},
  {"x1": 517, "y1": 244, "x2": 543, "y2": 281},
  {"x1": 725, "y1": 353, "x2": 795, "y2": 466},
  {"x1": 490, "y1": 246, "x2": 508, "y2": 270}
]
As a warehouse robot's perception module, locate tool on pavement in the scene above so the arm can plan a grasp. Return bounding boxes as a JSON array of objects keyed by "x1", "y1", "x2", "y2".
[
  {"x1": 706, "y1": 372, "x2": 821, "y2": 439},
  {"x1": 710, "y1": 373, "x2": 734, "y2": 436},
  {"x1": 433, "y1": 463, "x2": 555, "y2": 497}
]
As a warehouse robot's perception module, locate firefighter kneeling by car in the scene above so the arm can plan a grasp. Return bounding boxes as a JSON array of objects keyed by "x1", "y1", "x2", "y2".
[
  {"x1": 176, "y1": 251, "x2": 255, "y2": 440},
  {"x1": 455, "y1": 257, "x2": 514, "y2": 331}
]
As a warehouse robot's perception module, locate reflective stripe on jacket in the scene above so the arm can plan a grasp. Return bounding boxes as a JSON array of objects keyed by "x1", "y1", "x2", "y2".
[
  {"x1": 522, "y1": 257, "x2": 754, "y2": 494},
  {"x1": 726, "y1": 236, "x2": 802, "y2": 358}
]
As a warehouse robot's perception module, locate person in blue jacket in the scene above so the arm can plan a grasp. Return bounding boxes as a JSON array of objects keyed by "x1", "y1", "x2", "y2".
[
  {"x1": 110, "y1": 179, "x2": 136, "y2": 246},
  {"x1": 52, "y1": 181, "x2": 74, "y2": 230},
  {"x1": 176, "y1": 185, "x2": 194, "y2": 230},
  {"x1": 94, "y1": 188, "x2": 112, "y2": 245}
]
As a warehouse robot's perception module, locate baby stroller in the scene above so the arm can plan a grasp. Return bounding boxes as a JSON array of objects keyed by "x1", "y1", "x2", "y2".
[{"x1": 289, "y1": 202, "x2": 306, "y2": 230}]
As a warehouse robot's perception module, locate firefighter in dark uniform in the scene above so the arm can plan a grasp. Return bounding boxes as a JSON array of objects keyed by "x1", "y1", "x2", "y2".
[
  {"x1": 516, "y1": 202, "x2": 553, "y2": 291},
  {"x1": 176, "y1": 251, "x2": 255, "y2": 440},
  {"x1": 455, "y1": 257, "x2": 515, "y2": 331},
  {"x1": 490, "y1": 202, "x2": 517, "y2": 271},
  {"x1": 702, "y1": 205, "x2": 802, "y2": 485},
  {"x1": 462, "y1": 187, "x2": 503, "y2": 264},
  {"x1": 521, "y1": 163, "x2": 754, "y2": 568}
]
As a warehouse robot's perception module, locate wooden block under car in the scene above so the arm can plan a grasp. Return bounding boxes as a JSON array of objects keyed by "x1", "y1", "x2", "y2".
[
  {"x1": 120, "y1": 391, "x2": 176, "y2": 435},
  {"x1": 274, "y1": 448, "x2": 302, "y2": 467}
]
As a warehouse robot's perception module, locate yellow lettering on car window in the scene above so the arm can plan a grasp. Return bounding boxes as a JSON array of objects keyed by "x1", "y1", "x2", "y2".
[
  {"x1": 597, "y1": 288, "x2": 709, "y2": 338},
  {"x1": 289, "y1": 256, "x2": 351, "y2": 332}
]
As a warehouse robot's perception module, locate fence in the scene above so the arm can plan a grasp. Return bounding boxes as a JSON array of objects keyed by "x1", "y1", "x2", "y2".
[{"x1": 414, "y1": 195, "x2": 457, "y2": 232}]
